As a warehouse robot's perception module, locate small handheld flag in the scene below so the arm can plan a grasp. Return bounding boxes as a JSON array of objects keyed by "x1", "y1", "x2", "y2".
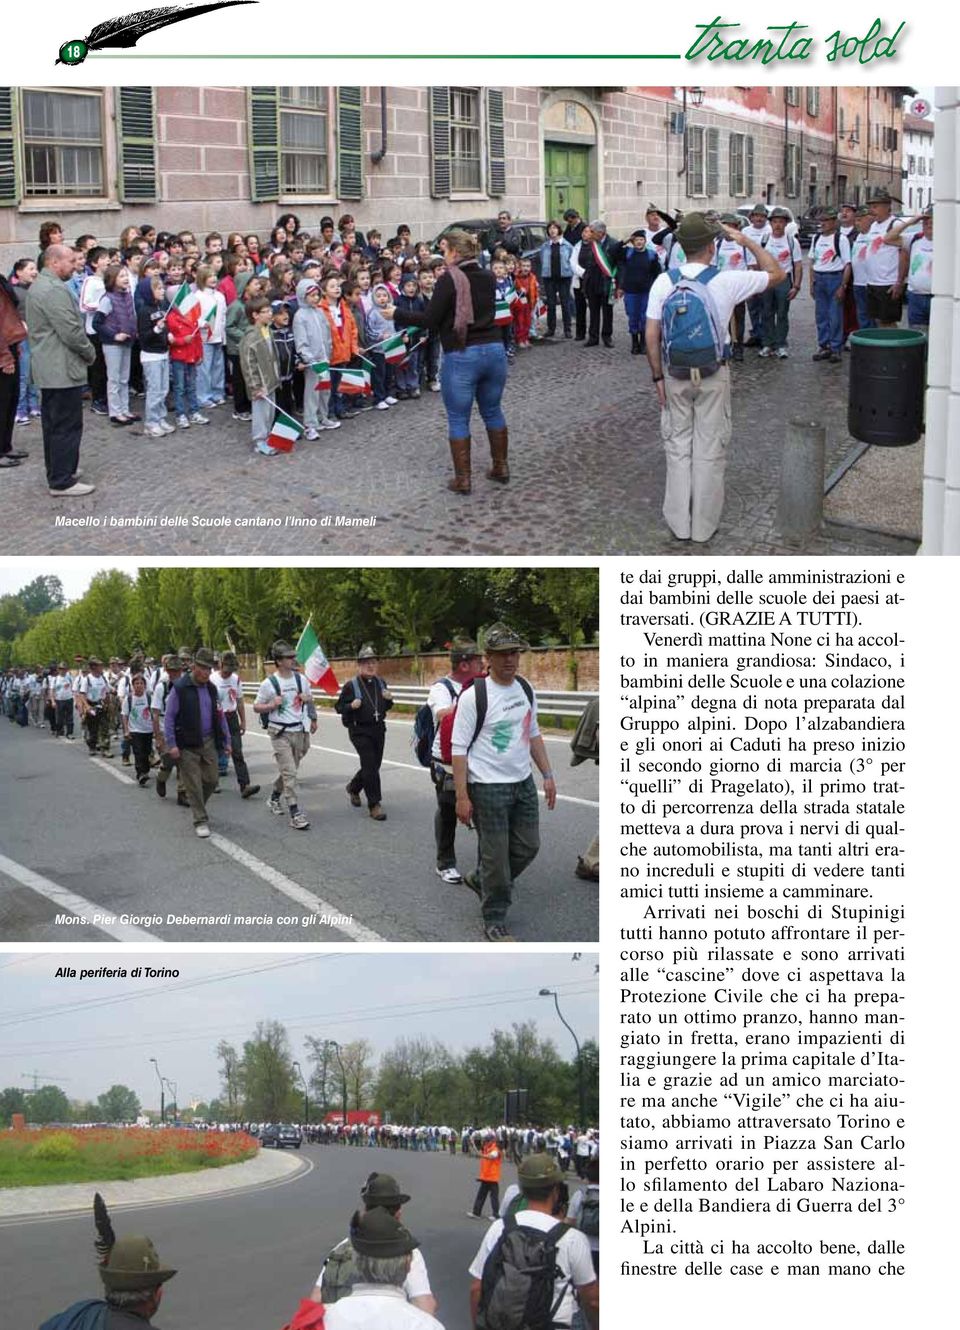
[
  {"x1": 311, "y1": 360, "x2": 332, "y2": 389},
  {"x1": 266, "y1": 405, "x2": 304, "y2": 453}
]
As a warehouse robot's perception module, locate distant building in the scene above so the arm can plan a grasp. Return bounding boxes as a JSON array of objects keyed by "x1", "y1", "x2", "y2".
[
  {"x1": 0, "y1": 84, "x2": 911, "y2": 267},
  {"x1": 902, "y1": 111, "x2": 934, "y2": 212}
]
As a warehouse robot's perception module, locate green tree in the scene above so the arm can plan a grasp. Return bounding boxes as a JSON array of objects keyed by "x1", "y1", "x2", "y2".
[
  {"x1": 131, "y1": 569, "x2": 167, "y2": 656},
  {"x1": 216, "y1": 1040, "x2": 244, "y2": 1119},
  {"x1": 0, "y1": 1086, "x2": 27, "y2": 1125},
  {"x1": 223, "y1": 570, "x2": 287, "y2": 672},
  {"x1": 304, "y1": 1036, "x2": 339, "y2": 1117},
  {"x1": 361, "y1": 570, "x2": 457, "y2": 679},
  {"x1": 337, "y1": 1039, "x2": 375, "y2": 1111},
  {"x1": 95, "y1": 1084, "x2": 141, "y2": 1123},
  {"x1": 156, "y1": 569, "x2": 197, "y2": 650},
  {"x1": 26, "y1": 1085, "x2": 72, "y2": 1124},
  {"x1": 194, "y1": 569, "x2": 233, "y2": 649},
  {"x1": 71, "y1": 571, "x2": 137, "y2": 661},
  {"x1": 241, "y1": 1021, "x2": 296, "y2": 1121},
  {"x1": 531, "y1": 568, "x2": 599, "y2": 688},
  {"x1": 18, "y1": 575, "x2": 65, "y2": 618}
]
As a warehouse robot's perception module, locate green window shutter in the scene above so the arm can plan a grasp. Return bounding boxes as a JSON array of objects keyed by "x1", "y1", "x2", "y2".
[
  {"x1": 337, "y1": 86, "x2": 363, "y2": 201},
  {"x1": 706, "y1": 127, "x2": 719, "y2": 196},
  {"x1": 430, "y1": 87, "x2": 451, "y2": 199},
  {"x1": 248, "y1": 86, "x2": 279, "y2": 203},
  {"x1": 486, "y1": 88, "x2": 505, "y2": 197},
  {"x1": 745, "y1": 136, "x2": 755, "y2": 197},
  {"x1": 0, "y1": 87, "x2": 20, "y2": 207},
  {"x1": 117, "y1": 87, "x2": 157, "y2": 202}
]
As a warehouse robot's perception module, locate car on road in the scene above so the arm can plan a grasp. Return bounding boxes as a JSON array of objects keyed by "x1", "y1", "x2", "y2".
[
  {"x1": 430, "y1": 218, "x2": 552, "y2": 273},
  {"x1": 260, "y1": 1123, "x2": 303, "y2": 1149}
]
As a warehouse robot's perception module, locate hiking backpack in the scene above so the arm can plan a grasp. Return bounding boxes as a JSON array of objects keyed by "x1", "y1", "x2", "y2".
[
  {"x1": 476, "y1": 1214, "x2": 570, "y2": 1330},
  {"x1": 577, "y1": 1186, "x2": 600, "y2": 1238},
  {"x1": 319, "y1": 1236, "x2": 356, "y2": 1304},
  {"x1": 438, "y1": 675, "x2": 535, "y2": 767},
  {"x1": 260, "y1": 672, "x2": 306, "y2": 729},
  {"x1": 660, "y1": 267, "x2": 727, "y2": 372},
  {"x1": 39, "y1": 1300, "x2": 108, "y2": 1330},
  {"x1": 412, "y1": 677, "x2": 457, "y2": 766},
  {"x1": 570, "y1": 698, "x2": 599, "y2": 767}
]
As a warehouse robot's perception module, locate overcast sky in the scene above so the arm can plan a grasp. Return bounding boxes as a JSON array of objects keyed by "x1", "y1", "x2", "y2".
[
  {"x1": 0, "y1": 562, "x2": 125, "y2": 604},
  {"x1": 0, "y1": 952, "x2": 598, "y2": 1111}
]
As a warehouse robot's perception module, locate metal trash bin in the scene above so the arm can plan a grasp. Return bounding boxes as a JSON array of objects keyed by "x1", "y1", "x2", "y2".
[{"x1": 848, "y1": 327, "x2": 926, "y2": 446}]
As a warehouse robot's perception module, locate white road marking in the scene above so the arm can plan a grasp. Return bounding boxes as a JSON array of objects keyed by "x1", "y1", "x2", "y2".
[
  {"x1": 90, "y1": 756, "x2": 137, "y2": 785},
  {"x1": 244, "y1": 732, "x2": 599, "y2": 807},
  {"x1": 0, "y1": 853, "x2": 161, "y2": 942},
  {"x1": 207, "y1": 835, "x2": 385, "y2": 943}
]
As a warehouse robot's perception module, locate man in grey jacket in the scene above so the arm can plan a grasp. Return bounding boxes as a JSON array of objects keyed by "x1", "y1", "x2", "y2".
[{"x1": 26, "y1": 245, "x2": 97, "y2": 496}]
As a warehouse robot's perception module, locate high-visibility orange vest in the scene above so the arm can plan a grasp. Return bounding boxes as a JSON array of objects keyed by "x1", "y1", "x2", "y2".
[{"x1": 479, "y1": 1141, "x2": 501, "y2": 1182}]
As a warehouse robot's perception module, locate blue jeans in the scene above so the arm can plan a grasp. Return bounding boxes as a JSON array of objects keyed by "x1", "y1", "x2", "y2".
[
  {"x1": 17, "y1": 340, "x2": 38, "y2": 416},
  {"x1": 440, "y1": 343, "x2": 508, "y2": 437},
  {"x1": 623, "y1": 292, "x2": 649, "y2": 336},
  {"x1": 747, "y1": 293, "x2": 765, "y2": 342},
  {"x1": 761, "y1": 282, "x2": 792, "y2": 350},
  {"x1": 907, "y1": 291, "x2": 931, "y2": 328},
  {"x1": 395, "y1": 349, "x2": 420, "y2": 392},
  {"x1": 813, "y1": 271, "x2": 844, "y2": 352},
  {"x1": 853, "y1": 285, "x2": 874, "y2": 331},
  {"x1": 197, "y1": 342, "x2": 225, "y2": 404},
  {"x1": 170, "y1": 360, "x2": 199, "y2": 416}
]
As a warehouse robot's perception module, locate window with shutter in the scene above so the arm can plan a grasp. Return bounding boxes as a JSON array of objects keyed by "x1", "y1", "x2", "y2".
[
  {"x1": 745, "y1": 136, "x2": 754, "y2": 196},
  {"x1": 0, "y1": 87, "x2": 18, "y2": 207},
  {"x1": 21, "y1": 89, "x2": 104, "y2": 198},
  {"x1": 686, "y1": 126, "x2": 705, "y2": 196},
  {"x1": 430, "y1": 87, "x2": 451, "y2": 199},
  {"x1": 705, "y1": 127, "x2": 719, "y2": 196},
  {"x1": 248, "y1": 86, "x2": 279, "y2": 203},
  {"x1": 337, "y1": 86, "x2": 363, "y2": 200},
  {"x1": 729, "y1": 132, "x2": 744, "y2": 196},
  {"x1": 117, "y1": 87, "x2": 157, "y2": 202},
  {"x1": 486, "y1": 88, "x2": 505, "y2": 197}
]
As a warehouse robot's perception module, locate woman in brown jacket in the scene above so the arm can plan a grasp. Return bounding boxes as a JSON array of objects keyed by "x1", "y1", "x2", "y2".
[{"x1": 0, "y1": 273, "x2": 29, "y2": 468}]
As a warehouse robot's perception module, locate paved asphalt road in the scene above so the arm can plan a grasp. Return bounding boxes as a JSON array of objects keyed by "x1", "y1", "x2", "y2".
[
  {"x1": 0, "y1": 713, "x2": 599, "y2": 943},
  {"x1": 9, "y1": 1141, "x2": 542, "y2": 1330}
]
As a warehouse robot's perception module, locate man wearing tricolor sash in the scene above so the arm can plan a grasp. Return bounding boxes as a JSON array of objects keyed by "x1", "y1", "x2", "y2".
[{"x1": 572, "y1": 221, "x2": 623, "y2": 348}]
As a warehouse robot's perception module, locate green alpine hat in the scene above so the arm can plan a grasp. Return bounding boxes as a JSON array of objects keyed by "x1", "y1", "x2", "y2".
[
  {"x1": 361, "y1": 1172, "x2": 411, "y2": 1208},
  {"x1": 99, "y1": 1236, "x2": 177, "y2": 1293},
  {"x1": 482, "y1": 623, "x2": 529, "y2": 653},
  {"x1": 674, "y1": 211, "x2": 721, "y2": 254},
  {"x1": 819, "y1": 206, "x2": 839, "y2": 220},
  {"x1": 220, "y1": 650, "x2": 239, "y2": 671},
  {"x1": 868, "y1": 188, "x2": 894, "y2": 204},
  {"x1": 357, "y1": 644, "x2": 379, "y2": 661},
  {"x1": 192, "y1": 647, "x2": 216, "y2": 669},
  {"x1": 349, "y1": 1207, "x2": 418, "y2": 1257},
  {"x1": 271, "y1": 640, "x2": 297, "y2": 662},
  {"x1": 449, "y1": 638, "x2": 481, "y2": 664},
  {"x1": 518, "y1": 1152, "x2": 563, "y2": 1190}
]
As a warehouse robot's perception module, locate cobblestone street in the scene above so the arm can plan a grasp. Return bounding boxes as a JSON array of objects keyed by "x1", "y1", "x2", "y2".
[{"x1": 0, "y1": 296, "x2": 919, "y2": 557}]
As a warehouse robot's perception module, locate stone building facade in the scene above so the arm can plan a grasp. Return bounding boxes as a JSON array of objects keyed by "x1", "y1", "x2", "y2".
[
  {"x1": 0, "y1": 84, "x2": 909, "y2": 267},
  {"x1": 902, "y1": 111, "x2": 935, "y2": 213}
]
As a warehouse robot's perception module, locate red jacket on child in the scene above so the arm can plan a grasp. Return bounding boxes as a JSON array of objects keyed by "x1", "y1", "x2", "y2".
[{"x1": 167, "y1": 306, "x2": 203, "y2": 364}]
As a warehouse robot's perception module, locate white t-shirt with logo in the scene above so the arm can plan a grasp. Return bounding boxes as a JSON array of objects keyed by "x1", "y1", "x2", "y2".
[
  {"x1": 811, "y1": 232, "x2": 851, "y2": 274},
  {"x1": 211, "y1": 670, "x2": 241, "y2": 714},
  {"x1": 715, "y1": 239, "x2": 748, "y2": 273},
  {"x1": 741, "y1": 222, "x2": 771, "y2": 268},
  {"x1": 905, "y1": 235, "x2": 933, "y2": 295},
  {"x1": 451, "y1": 678, "x2": 541, "y2": 785},
  {"x1": 850, "y1": 232, "x2": 871, "y2": 287},
  {"x1": 766, "y1": 234, "x2": 802, "y2": 276},
  {"x1": 256, "y1": 672, "x2": 312, "y2": 730},
  {"x1": 863, "y1": 218, "x2": 900, "y2": 285},
  {"x1": 468, "y1": 1211, "x2": 595, "y2": 1328},
  {"x1": 123, "y1": 690, "x2": 155, "y2": 734},
  {"x1": 53, "y1": 673, "x2": 74, "y2": 702},
  {"x1": 81, "y1": 674, "x2": 109, "y2": 705},
  {"x1": 151, "y1": 678, "x2": 172, "y2": 718}
]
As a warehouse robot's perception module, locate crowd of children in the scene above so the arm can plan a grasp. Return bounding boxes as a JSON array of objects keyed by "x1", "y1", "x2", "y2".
[{"x1": 5, "y1": 200, "x2": 933, "y2": 462}]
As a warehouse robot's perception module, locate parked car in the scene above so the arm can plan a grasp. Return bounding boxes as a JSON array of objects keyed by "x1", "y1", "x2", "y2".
[
  {"x1": 797, "y1": 205, "x2": 830, "y2": 248},
  {"x1": 260, "y1": 1123, "x2": 303, "y2": 1149},
  {"x1": 430, "y1": 218, "x2": 552, "y2": 273},
  {"x1": 736, "y1": 204, "x2": 800, "y2": 244}
]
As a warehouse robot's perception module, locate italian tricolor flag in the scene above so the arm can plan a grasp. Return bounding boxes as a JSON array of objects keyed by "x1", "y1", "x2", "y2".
[
  {"x1": 266, "y1": 406, "x2": 303, "y2": 453},
  {"x1": 340, "y1": 357, "x2": 373, "y2": 396},
  {"x1": 591, "y1": 241, "x2": 616, "y2": 280},
  {"x1": 494, "y1": 291, "x2": 517, "y2": 326},
  {"x1": 381, "y1": 333, "x2": 408, "y2": 364},
  {"x1": 312, "y1": 360, "x2": 332, "y2": 389},
  {"x1": 203, "y1": 302, "x2": 217, "y2": 325},
  {"x1": 170, "y1": 281, "x2": 201, "y2": 322},
  {"x1": 295, "y1": 620, "x2": 340, "y2": 694}
]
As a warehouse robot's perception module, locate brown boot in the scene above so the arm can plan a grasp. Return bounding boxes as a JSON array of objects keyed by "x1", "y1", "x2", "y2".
[
  {"x1": 486, "y1": 426, "x2": 509, "y2": 482},
  {"x1": 369, "y1": 804, "x2": 387, "y2": 822},
  {"x1": 447, "y1": 437, "x2": 471, "y2": 493}
]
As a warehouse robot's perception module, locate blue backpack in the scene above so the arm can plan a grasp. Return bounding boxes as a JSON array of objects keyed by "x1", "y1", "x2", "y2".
[
  {"x1": 412, "y1": 677, "x2": 456, "y2": 766},
  {"x1": 39, "y1": 1300, "x2": 108, "y2": 1330},
  {"x1": 660, "y1": 267, "x2": 727, "y2": 372}
]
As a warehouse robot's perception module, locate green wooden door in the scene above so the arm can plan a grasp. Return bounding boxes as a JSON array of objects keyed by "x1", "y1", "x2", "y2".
[{"x1": 545, "y1": 143, "x2": 589, "y2": 221}]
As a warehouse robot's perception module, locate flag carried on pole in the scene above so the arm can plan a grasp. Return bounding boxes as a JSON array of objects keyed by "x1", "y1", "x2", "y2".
[
  {"x1": 169, "y1": 280, "x2": 201, "y2": 322},
  {"x1": 266, "y1": 405, "x2": 304, "y2": 453},
  {"x1": 295, "y1": 620, "x2": 340, "y2": 694},
  {"x1": 380, "y1": 332, "x2": 408, "y2": 365},
  {"x1": 494, "y1": 288, "x2": 517, "y2": 326},
  {"x1": 339, "y1": 356, "x2": 373, "y2": 396},
  {"x1": 311, "y1": 359, "x2": 332, "y2": 389}
]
